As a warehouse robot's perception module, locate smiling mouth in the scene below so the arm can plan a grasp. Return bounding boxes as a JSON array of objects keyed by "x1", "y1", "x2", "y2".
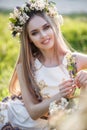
[{"x1": 42, "y1": 38, "x2": 50, "y2": 44}]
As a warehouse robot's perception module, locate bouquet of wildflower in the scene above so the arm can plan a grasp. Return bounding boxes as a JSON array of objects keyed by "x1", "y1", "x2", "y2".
[
  {"x1": 49, "y1": 98, "x2": 69, "y2": 115},
  {"x1": 48, "y1": 98, "x2": 78, "y2": 130},
  {"x1": 66, "y1": 53, "x2": 77, "y2": 78},
  {"x1": 66, "y1": 53, "x2": 80, "y2": 99}
]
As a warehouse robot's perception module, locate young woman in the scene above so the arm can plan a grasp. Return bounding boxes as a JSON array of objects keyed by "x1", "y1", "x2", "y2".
[{"x1": 0, "y1": 0, "x2": 87, "y2": 129}]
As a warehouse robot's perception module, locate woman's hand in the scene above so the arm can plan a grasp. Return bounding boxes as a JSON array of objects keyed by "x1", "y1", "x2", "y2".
[
  {"x1": 58, "y1": 79, "x2": 75, "y2": 98},
  {"x1": 75, "y1": 70, "x2": 87, "y2": 88}
]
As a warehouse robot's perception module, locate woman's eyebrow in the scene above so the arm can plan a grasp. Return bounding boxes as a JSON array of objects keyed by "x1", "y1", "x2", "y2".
[
  {"x1": 30, "y1": 29, "x2": 38, "y2": 33},
  {"x1": 43, "y1": 23, "x2": 50, "y2": 28}
]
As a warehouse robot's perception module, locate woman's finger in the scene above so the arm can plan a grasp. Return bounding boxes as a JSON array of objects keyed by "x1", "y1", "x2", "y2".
[{"x1": 59, "y1": 79, "x2": 74, "y2": 89}]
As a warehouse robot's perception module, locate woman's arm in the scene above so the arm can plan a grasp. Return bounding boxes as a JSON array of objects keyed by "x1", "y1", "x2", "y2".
[
  {"x1": 75, "y1": 52, "x2": 87, "y2": 71},
  {"x1": 75, "y1": 52, "x2": 87, "y2": 88},
  {"x1": 16, "y1": 63, "x2": 74, "y2": 120}
]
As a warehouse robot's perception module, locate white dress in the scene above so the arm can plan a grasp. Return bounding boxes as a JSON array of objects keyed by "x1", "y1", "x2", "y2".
[{"x1": 0, "y1": 54, "x2": 71, "y2": 130}]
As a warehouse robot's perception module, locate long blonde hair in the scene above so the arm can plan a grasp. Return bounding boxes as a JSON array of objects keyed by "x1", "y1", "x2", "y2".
[{"x1": 9, "y1": 11, "x2": 70, "y2": 101}]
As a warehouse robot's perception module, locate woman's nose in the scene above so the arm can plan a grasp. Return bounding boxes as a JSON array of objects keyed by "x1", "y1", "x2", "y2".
[{"x1": 40, "y1": 30, "x2": 46, "y2": 38}]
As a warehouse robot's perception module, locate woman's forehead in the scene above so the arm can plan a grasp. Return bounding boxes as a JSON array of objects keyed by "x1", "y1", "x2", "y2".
[{"x1": 28, "y1": 15, "x2": 48, "y2": 31}]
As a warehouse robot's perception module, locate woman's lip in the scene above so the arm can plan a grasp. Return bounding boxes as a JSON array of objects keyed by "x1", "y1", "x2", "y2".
[{"x1": 42, "y1": 38, "x2": 50, "y2": 44}]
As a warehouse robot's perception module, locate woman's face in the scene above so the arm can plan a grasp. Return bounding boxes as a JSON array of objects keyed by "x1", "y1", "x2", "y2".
[{"x1": 27, "y1": 15, "x2": 55, "y2": 51}]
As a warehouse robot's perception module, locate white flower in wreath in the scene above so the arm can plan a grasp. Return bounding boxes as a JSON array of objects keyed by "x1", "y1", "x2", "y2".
[
  {"x1": 30, "y1": 0, "x2": 46, "y2": 11},
  {"x1": 9, "y1": 23, "x2": 15, "y2": 30},
  {"x1": 47, "y1": 4, "x2": 58, "y2": 17},
  {"x1": 9, "y1": 13, "x2": 16, "y2": 20},
  {"x1": 14, "y1": 8, "x2": 21, "y2": 18},
  {"x1": 19, "y1": 16, "x2": 26, "y2": 25},
  {"x1": 23, "y1": 13, "x2": 29, "y2": 21},
  {"x1": 36, "y1": 0, "x2": 46, "y2": 10},
  {"x1": 14, "y1": 26, "x2": 22, "y2": 32},
  {"x1": 24, "y1": 6, "x2": 29, "y2": 12}
]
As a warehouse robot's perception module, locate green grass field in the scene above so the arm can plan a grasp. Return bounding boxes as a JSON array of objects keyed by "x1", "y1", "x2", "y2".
[{"x1": 0, "y1": 12, "x2": 87, "y2": 100}]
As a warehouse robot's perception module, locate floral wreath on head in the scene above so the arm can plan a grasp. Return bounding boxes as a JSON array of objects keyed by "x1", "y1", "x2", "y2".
[{"x1": 9, "y1": 0, "x2": 63, "y2": 36}]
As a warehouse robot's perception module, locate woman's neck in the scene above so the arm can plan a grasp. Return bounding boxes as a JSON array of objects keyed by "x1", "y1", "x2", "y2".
[{"x1": 39, "y1": 48, "x2": 65, "y2": 67}]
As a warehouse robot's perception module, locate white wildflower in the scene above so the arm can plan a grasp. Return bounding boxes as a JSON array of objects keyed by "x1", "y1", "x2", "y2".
[
  {"x1": 30, "y1": 0, "x2": 46, "y2": 11},
  {"x1": 49, "y1": 100, "x2": 58, "y2": 115},
  {"x1": 60, "y1": 98, "x2": 69, "y2": 108},
  {"x1": 30, "y1": 3, "x2": 36, "y2": 10},
  {"x1": 47, "y1": 4, "x2": 58, "y2": 17},
  {"x1": 49, "y1": 98, "x2": 69, "y2": 115},
  {"x1": 19, "y1": 16, "x2": 26, "y2": 25},
  {"x1": 14, "y1": 26, "x2": 22, "y2": 32},
  {"x1": 14, "y1": 8, "x2": 21, "y2": 18},
  {"x1": 9, "y1": 23, "x2": 15, "y2": 30},
  {"x1": 35, "y1": 0, "x2": 46, "y2": 10},
  {"x1": 9, "y1": 13, "x2": 16, "y2": 19},
  {"x1": 25, "y1": 6, "x2": 29, "y2": 12},
  {"x1": 23, "y1": 13, "x2": 29, "y2": 21}
]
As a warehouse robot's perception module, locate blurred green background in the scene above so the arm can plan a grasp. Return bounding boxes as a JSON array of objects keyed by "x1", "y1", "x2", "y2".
[{"x1": 0, "y1": 11, "x2": 87, "y2": 101}]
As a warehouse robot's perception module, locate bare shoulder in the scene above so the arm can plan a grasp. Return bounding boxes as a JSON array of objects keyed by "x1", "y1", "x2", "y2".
[{"x1": 73, "y1": 52, "x2": 87, "y2": 71}]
